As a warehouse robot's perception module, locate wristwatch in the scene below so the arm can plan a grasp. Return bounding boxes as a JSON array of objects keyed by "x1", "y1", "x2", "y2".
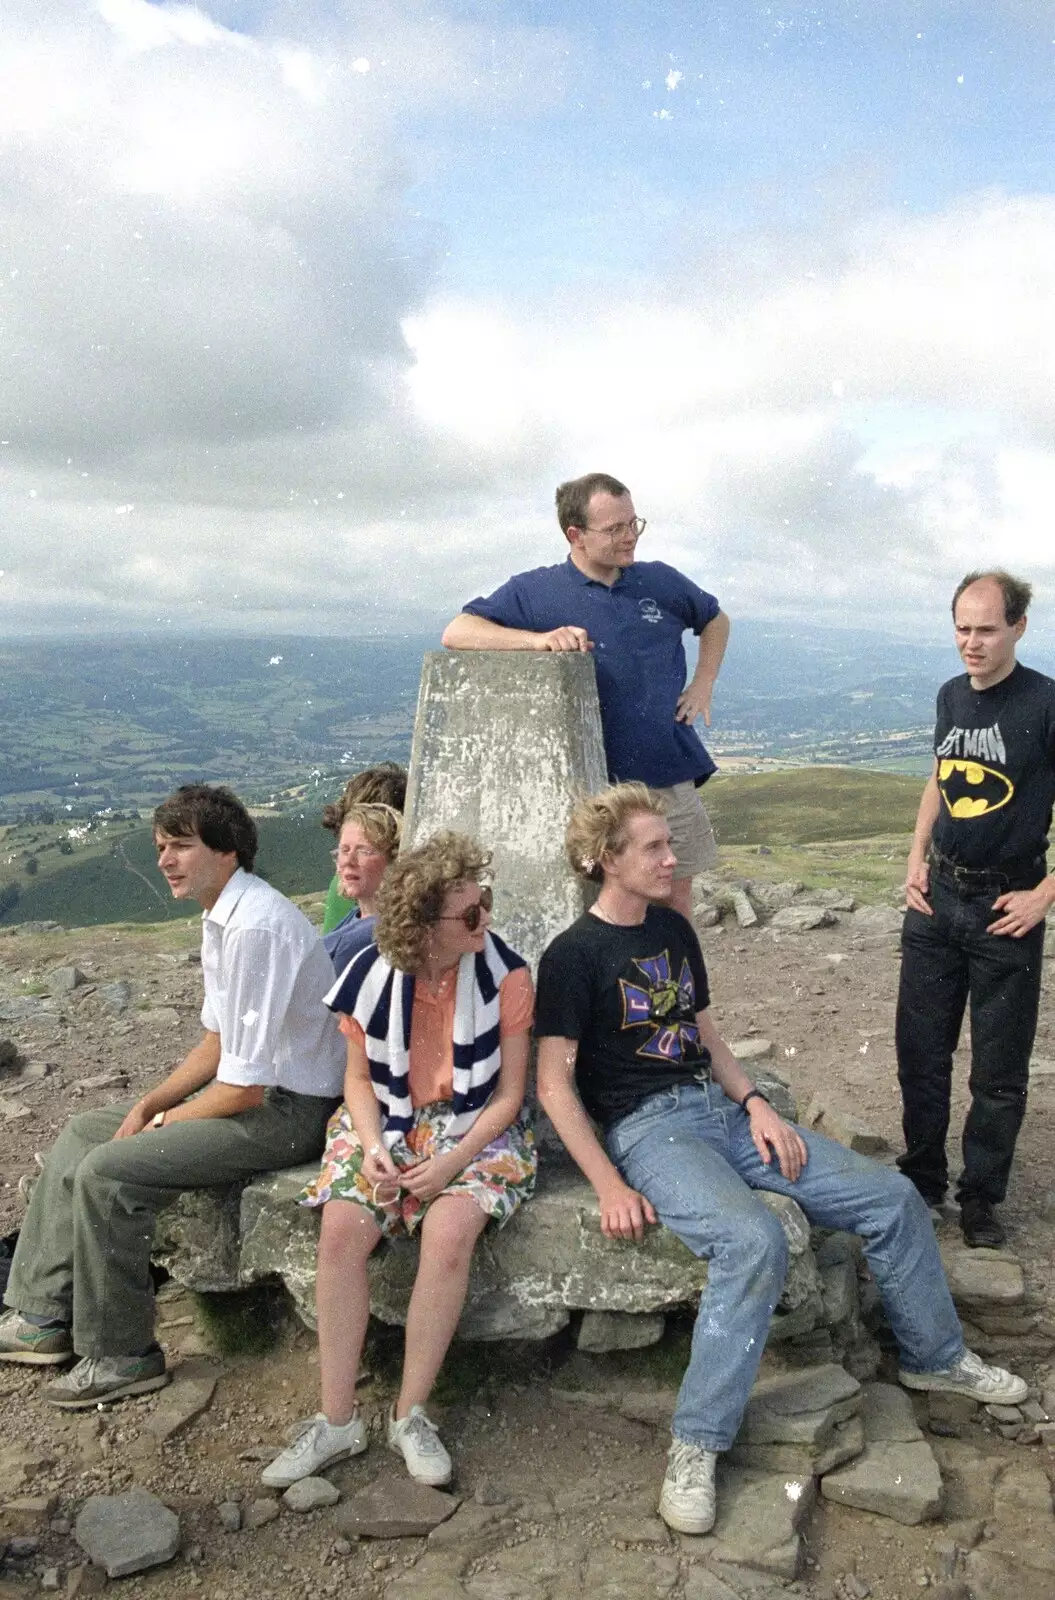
[
  {"x1": 740, "y1": 1088, "x2": 769, "y2": 1113},
  {"x1": 151, "y1": 1110, "x2": 166, "y2": 1129}
]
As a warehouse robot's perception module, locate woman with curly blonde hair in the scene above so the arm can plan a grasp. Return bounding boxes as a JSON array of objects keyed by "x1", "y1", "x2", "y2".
[{"x1": 263, "y1": 832, "x2": 535, "y2": 1492}]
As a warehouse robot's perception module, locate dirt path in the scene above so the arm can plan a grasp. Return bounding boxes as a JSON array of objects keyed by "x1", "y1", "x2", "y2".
[{"x1": 1, "y1": 899, "x2": 1053, "y2": 1599}]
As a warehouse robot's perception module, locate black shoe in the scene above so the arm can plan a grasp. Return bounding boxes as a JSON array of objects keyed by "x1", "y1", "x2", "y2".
[{"x1": 960, "y1": 1198, "x2": 1006, "y2": 1249}]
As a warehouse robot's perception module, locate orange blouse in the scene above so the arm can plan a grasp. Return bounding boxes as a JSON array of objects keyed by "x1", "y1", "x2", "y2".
[{"x1": 338, "y1": 965, "x2": 534, "y2": 1107}]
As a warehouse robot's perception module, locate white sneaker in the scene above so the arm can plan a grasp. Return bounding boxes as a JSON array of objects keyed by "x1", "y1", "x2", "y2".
[
  {"x1": 658, "y1": 1438, "x2": 718, "y2": 1535},
  {"x1": 387, "y1": 1404, "x2": 452, "y2": 1486},
  {"x1": 899, "y1": 1348, "x2": 1028, "y2": 1406},
  {"x1": 261, "y1": 1412, "x2": 367, "y2": 1488}
]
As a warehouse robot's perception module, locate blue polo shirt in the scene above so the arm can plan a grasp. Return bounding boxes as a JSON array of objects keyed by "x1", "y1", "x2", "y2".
[
  {"x1": 464, "y1": 559, "x2": 719, "y2": 788},
  {"x1": 324, "y1": 911, "x2": 377, "y2": 978}
]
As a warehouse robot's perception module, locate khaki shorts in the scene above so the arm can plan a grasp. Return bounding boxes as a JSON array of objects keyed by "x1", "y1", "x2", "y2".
[{"x1": 655, "y1": 780, "x2": 718, "y2": 878}]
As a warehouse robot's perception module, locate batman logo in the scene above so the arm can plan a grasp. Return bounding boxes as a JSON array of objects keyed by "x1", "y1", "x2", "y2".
[{"x1": 937, "y1": 758, "x2": 1014, "y2": 819}]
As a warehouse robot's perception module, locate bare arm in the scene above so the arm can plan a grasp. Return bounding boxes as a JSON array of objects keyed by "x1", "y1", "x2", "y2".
[
  {"x1": 114, "y1": 1032, "x2": 266, "y2": 1138},
  {"x1": 905, "y1": 765, "x2": 941, "y2": 915},
  {"x1": 677, "y1": 609, "x2": 731, "y2": 725},
  {"x1": 536, "y1": 1036, "x2": 658, "y2": 1240},
  {"x1": 699, "y1": 1008, "x2": 807, "y2": 1181},
  {"x1": 442, "y1": 611, "x2": 592, "y2": 654},
  {"x1": 342, "y1": 1034, "x2": 398, "y2": 1187}
]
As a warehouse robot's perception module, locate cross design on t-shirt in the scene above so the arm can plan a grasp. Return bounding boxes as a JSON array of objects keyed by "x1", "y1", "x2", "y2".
[{"x1": 619, "y1": 951, "x2": 701, "y2": 1063}]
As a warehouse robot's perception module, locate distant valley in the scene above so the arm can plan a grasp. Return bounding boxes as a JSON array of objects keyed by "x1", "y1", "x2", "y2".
[{"x1": 2, "y1": 618, "x2": 1052, "y2": 929}]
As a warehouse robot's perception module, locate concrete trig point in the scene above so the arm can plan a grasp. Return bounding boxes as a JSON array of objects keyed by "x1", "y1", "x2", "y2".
[{"x1": 402, "y1": 651, "x2": 608, "y2": 969}]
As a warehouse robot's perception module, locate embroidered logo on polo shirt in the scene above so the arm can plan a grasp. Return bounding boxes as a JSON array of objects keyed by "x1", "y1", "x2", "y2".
[{"x1": 638, "y1": 598, "x2": 663, "y2": 624}]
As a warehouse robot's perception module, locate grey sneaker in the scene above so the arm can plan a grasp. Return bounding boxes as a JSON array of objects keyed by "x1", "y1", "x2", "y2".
[
  {"x1": 899, "y1": 1348, "x2": 1028, "y2": 1406},
  {"x1": 43, "y1": 1348, "x2": 169, "y2": 1409},
  {"x1": 0, "y1": 1310, "x2": 73, "y2": 1366},
  {"x1": 658, "y1": 1438, "x2": 718, "y2": 1535},
  {"x1": 261, "y1": 1412, "x2": 367, "y2": 1488},
  {"x1": 387, "y1": 1404, "x2": 452, "y2": 1486}
]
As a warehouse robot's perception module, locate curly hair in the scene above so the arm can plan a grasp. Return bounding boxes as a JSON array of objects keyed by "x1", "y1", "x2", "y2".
[
  {"x1": 337, "y1": 803, "x2": 402, "y2": 861},
  {"x1": 565, "y1": 783, "x2": 666, "y2": 883},
  {"x1": 321, "y1": 762, "x2": 407, "y2": 835},
  {"x1": 374, "y1": 831, "x2": 492, "y2": 973}
]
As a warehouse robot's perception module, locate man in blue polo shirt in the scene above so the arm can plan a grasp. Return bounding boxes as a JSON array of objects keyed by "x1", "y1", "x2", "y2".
[{"x1": 442, "y1": 472, "x2": 730, "y2": 917}]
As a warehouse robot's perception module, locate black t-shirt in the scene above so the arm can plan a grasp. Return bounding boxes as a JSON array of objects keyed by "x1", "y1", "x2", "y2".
[
  {"x1": 535, "y1": 904, "x2": 711, "y2": 1128},
  {"x1": 931, "y1": 664, "x2": 1055, "y2": 871}
]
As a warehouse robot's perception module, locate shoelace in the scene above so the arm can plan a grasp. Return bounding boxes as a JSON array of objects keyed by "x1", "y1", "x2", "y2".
[
  {"x1": 402, "y1": 1412, "x2": 443, "y2": 1456},
  {"x1": 951, "y1": 1351, "x2": 1004, "y2": 1392},
  {"x1": 667, "y1": 1441, "x2": 714, "y2": 1488}
]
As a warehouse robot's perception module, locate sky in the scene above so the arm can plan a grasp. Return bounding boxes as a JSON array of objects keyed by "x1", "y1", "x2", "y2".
[{"x1": 3, "y1": 0, "x2": 1055, "y2": 640}]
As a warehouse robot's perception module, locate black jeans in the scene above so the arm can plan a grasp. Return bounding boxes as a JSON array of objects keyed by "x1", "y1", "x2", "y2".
[{"x1": 895, "y1": 868, "x2": 1044, "y2": 1206}]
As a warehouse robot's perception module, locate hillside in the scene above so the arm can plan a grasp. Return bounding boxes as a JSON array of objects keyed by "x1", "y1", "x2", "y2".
[
  {"x1": 704, "y1": 766, "x2": 925, "y2": 846},
  {"x1": 0, "y1": 621, "x2": 989, "y2": 818},
  {"x1": 0, "y1": 815, "x2": 335, "y2": 928},
  {"x1": 0, "y1": 768, "x2": 925, "y2": 928}
]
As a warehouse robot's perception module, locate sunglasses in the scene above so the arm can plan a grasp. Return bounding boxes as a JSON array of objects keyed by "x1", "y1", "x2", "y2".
[{"x1": 435, "y1": 885, "x2": 493, "y2": 932}]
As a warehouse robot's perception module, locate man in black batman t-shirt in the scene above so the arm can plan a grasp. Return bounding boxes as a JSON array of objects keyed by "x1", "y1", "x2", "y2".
[
  {"x1": 536, "y1": 783, "x2": 1025, "y2": 1540},
  {"x1": 896, "y1": 570, "x2": 1055, "y2": 1248}
]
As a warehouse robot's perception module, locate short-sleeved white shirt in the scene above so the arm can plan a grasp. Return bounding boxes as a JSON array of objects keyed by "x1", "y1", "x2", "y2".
[{"x1": 199, "y1": 869, "x2": 345, "y2": 1097}]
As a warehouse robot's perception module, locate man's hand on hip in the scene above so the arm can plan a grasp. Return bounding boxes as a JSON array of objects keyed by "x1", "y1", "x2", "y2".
[
  {"x1": 988, "y1": 884, "x2": 1054, "y2": 938},
  {"x1": 676, "y1": 681, "x2": 713, "y2": 725},
  {"x1": 904, "y1": 857, "x2": 933, "y2": 916}
]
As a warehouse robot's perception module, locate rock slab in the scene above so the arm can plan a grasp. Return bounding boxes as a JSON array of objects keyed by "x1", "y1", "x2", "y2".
[
  {"x1": 577, "y1": 1310, "x2": 665, "y2": 1352},
  {"x1": 709, "y1": 1467, "x2": 817, "y2": 1579},
  {"x1": 820, "y1": 1440, "x2": 942, "y2": 1524},
  {"x1": 336, "y1": 1478, "x2": 460, "y2": 1538},
  {"x1": 283, "y1": 1476, "x2": 341, "y2": 1513},
  {"x1": 74, "y1": 1490, "x2": 180, "y2": 1578}
]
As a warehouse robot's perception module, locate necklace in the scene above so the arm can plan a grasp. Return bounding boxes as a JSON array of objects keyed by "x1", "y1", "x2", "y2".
[{"x1": 590, "y1": 898, "x2": 643, "y2": 927}]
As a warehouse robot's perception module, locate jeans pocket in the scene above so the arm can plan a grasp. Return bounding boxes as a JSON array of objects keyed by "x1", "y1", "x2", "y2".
[{"x1": 604, "y1": 1091, "x2": 677, "y2": 1164}]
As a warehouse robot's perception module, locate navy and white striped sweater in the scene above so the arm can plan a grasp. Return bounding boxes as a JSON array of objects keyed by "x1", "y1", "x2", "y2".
[{"x1": 323, "y1": 930, "x2": 527, "y2": 1145}]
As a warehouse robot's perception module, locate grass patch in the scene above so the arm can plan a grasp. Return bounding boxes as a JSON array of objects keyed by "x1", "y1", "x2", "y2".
[
  {"x1": 706, "y1": 767, "x2": 925, "y2": 846},
  {"x1": 718, "y1": 835, "x2": 912, "y2": 903},
  {"x1": 193, "y1": 1287, "x2": 283, "y2": 1358}
]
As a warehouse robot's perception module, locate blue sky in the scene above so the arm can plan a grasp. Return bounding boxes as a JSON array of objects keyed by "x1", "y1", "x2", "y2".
[{"x1": 2, "y1": 0, "x2": 1054, "y2": 639}]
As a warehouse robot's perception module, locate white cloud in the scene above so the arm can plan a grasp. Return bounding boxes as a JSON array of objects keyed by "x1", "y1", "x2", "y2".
[
  {"x1": 1, "y1": 6, "x2": 1054, "y2": 638},
  {"x1": 403, "y1": 194, "x2": 1055, "y2": 624}
]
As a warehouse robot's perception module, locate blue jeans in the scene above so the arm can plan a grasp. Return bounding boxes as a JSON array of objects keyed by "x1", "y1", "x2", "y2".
[{"x1": 604, "y1": 1082, "x2": 964, "y2": 1451}]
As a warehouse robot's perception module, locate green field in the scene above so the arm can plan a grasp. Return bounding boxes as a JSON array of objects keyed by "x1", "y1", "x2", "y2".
[
  {"x1": 704, "y1": 766, "x2": 925, "y2": 846},
  {"x1": 0, "y1": 767, "x2": 926, "y2": 929},
  {"x1": 0, "y1": 815, "x2": 335, "y2": 928}
]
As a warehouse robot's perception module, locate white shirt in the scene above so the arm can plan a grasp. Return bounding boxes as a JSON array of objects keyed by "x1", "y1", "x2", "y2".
[{"x1": 200, "y1": 869, "x2": 345, "y2": 1097}]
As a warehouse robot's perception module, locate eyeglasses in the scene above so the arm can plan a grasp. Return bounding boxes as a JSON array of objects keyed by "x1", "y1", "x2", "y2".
[
  {"x1": 331, "y1": 844, "x2": 386, "y2": 864},
  {"x1": 579, "y1": 517, "x2": 647, "y2": 540},
  {"x1": 435, "y1": 885, "x2": 493, "y2": 931}
]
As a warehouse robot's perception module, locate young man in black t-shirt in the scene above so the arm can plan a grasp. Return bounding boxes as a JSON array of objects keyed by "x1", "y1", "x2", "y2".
[
  {"x1": 536, "y1": 784, "x2": 1026, "y2": 1538},
  {"x1": 896, "y1": 570, "x2": 1055, "y2": 1248}
]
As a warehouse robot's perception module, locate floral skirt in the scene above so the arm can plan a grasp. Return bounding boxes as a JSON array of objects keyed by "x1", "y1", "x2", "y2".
[{"x1": 298, "y1": 1100, "x2": 537, "y2": 1239}]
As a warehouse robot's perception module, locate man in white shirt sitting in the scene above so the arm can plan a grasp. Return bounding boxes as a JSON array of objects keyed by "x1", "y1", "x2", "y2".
[{"x1": 0, "y1": 784, "x2": 344, "y2": 1408}]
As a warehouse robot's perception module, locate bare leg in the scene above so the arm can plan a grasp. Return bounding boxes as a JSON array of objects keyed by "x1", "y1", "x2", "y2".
[
  {"x1": 316, "y1": 1199, "x2": 382, "y2": 1424},
  {"x1": 396, "y1": 1194, "x2": 488, "y2": 1418},
  {"x1": 669, "y1": 877, "x2": 694, "y2": 920}
]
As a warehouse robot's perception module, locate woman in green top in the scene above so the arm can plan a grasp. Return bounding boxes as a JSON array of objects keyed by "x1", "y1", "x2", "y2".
[{"x1": 321, "y1": 763, "x2": 407, "y2": 932}]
